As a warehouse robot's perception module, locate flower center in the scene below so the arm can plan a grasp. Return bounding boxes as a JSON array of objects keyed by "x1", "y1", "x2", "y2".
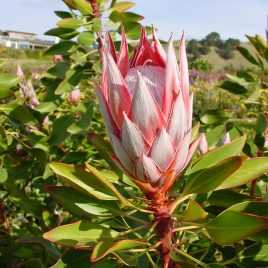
[{"x1": 124, "y1": 65, "x2": 165, "y2": 106}]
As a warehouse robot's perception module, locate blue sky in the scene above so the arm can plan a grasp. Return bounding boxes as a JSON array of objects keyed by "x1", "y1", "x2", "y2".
[{"x1": 1, "y1": 0, "x2": 267, "y2": 41}]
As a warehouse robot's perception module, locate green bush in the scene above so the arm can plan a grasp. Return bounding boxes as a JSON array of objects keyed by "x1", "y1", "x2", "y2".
[
  {"x1": 0, "y1": 47, "x2": 26, "y2": 59},
  {"x1": 0, "y1": 47, "x2": 48, "y2": 60},
  {"x1": 189, "y1": 58, "x2": 213, "y2": 72}
]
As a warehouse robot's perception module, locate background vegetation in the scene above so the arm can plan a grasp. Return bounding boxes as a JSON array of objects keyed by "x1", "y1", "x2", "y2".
[{"x1": 0, "y1": 0, "x2": 267, "y2": 267}]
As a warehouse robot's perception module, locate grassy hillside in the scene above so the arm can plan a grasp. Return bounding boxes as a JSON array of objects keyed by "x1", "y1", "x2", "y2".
[
  {"x1": 201, "y1": 43, "x2": 256, "y2": 71},
  {"x1": 170, "y1": 41, "x2": 257, "y2": 71}
]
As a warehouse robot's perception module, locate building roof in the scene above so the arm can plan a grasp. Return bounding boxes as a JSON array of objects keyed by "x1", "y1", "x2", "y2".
[
  {"x1": 4, "y1": 30, "x2": 37, "y2": 35},
  {"x1": 0, "y1": 36, "x2": 54, "y2": 46}
]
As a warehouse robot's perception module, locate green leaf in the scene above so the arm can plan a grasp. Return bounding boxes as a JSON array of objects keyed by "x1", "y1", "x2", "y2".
[
  {"x1": 35, "y1": 101, "x2": 59, "y2": 113},
  {"x1": 0, "y1": 104, "x2": 37, "y2": 126},
  {"x1": 119, "y1": 21, "x2": 142, "y2": 40},
  {"x1": 251, "y1": 229, "x2": 268, "y2": 244},
  {"x1": 88, "y1": 132, "x2": 122, "y2": 175},
  {"x1": 109, "y1": 2, "x2": 135, "y2": 12},
  {"x1": 17, "y1": 258, "x2": 45, "y2": 268},
  {"x1": 52, "y1": 249, "x2": 116, "y2": 268},
  {"x1": 200, "y1": 109, "x2": 231, "y2": 125},
  {"x1": 67, "y1": 102, "x2": 93, "y2": 134},
  {"x1": 72, "y1": 0, "x2": 92, "y2": 15},
  {"x1": 184, "y1": 156, "x2": 245, "y2": 195},
  {"x1": 207, "y1": 190, "x2": 251, "y2": 208},
  {"x1": 178, "y1": 198, "x2": 207, "y2": 221},
  {"x1": 91, "y1": 239, "x2": 147, "y2": 262},
  {"x1": 255, "y1": 112, "x2": 268, "y2": 134},
  {"x1": 43, "y1": 220, "x2": 119, "y2": 247},
  {"x1": 77, "y1": 31, "x2": 95, "y2": 46},
  {"x1": 45, "y1": 28, "x2": 79, "y2": 40},
  {"x1": 246, "y1": 34, "x2": 267, "y2": 59},
  {"x1": 46, "y1": 186, "x2": 119, "y2": 217},
  {"x1": 246, "y1": 88, "x2": 262, "y2": 103},
  {"x1": 49, "y1": 115, "x2": 74, "y2": 145},
  {"x1": 84, "y1": 163, "x2": 130, "y2": 205},
  {"x1": 234, "y1": 243, "x2": 268, "y2": 268},
  {"x1": 190, "y1": 122, "x2": 200, "y2": 142},
  {"x1": 109, "y1": 11, "x2": 144, "y2": 23},
  {"x1": 191, "y1": 136, "x2": 246, "y2": 173},
  {"x1": 219, "y1": 81, "x2": 247, "y2": 94},
  {"x1": 205, "y1": 124, "x2": 225, "y2": 146},
  {"x1": 0, "y1": 167, "x2": 8, "y2": 183},
  {"x1": 54, "y1": 10, "x2": 73, "y2": 19},
  {"x1": 17, "y1": 236, "x2": 61, "y2": 259},
  {"x1": 225, "y1": 74, "x2": 248, "y2": 87},
  {"x1": 0, "y1": 73, "x2": 20, "y2": 90},
  {"x1": 236, "y1": 46, "x2": 259, "y2": 65},
  {"x1": 92, "y1": 18, "x2": 102, "y2": 32},
  {"x1": 0, "y1": 88, "x2": 13, "y2": 100},
  {"x1": 47, "y1": 62, "x2": 70, "y2": 79},
  {"x1": 112, "y1": 252, "x2": 139, "y2": 266},
  {"x1": 57, "y1": 18, "x2": 83, "y2": 29},
  {"x1": 55, "y1": 67, "x2": 83, "y2": 94},
  {"x1": 205, "y1": 202, "x2": 268, "y2": 245},
  {"x1": 4, "y1": 180, "x2": 43, "y2": 218},
  {"x1": 49, "y1": 162, "x2": 118, "y2": 200},
  {"x1": 45, "y1": 41, "x2": 77, "y2": 56},
  {"x1": 218, "y1": 157, "x2": 268, "y2": 190},
  {"x1": 228, "y1": 201, "x2": 268, "y2": 217}
]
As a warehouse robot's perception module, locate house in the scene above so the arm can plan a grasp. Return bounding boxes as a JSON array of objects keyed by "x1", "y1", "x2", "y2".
[{"x1": 0, "y1": 30, "x2": 55, "y2": 50}]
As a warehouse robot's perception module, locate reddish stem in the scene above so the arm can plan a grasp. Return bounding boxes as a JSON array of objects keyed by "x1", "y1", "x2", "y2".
[
  {"x1": 155, "y1": 213, "x2": 174, "y2": 267},
  {"x1": 88, "y1": 0, "x2": 102, "y2": 49},
  {"x1": 151, "y1": 193, "x2": 180, "y2": 268}
]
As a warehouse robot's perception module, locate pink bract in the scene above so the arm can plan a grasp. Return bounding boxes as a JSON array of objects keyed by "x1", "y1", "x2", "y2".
[{"x1": 96, "y1": 27, "x2": 200, "y2": 192}]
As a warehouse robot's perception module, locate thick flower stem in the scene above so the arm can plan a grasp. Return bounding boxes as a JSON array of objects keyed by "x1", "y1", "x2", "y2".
[
  {"x1": 153, "y1": 201, "x2": 180, "y2": 268},
  {"x1": 155, "y1": 214, "x2": 174, "y2": 267}
]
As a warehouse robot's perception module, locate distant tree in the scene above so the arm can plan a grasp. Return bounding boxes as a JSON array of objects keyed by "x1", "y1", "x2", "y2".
[
  {"x1": 205, "y1": 32, "x2": 221, "y2": 46},
  {"x1": 216, "y1": 38, "x2": 240, "y2": 59},
  {"x1": 218, "y1": 48, "x2": 234, "y2": 60},
  {"x1": 199, "y1": 39, "x2": 211, "y2": 55},
  {"x1": 187, "y1": 39, "x2": 199, "y2": 52},
  {"x1": 225, "y1": 38, "x2": 240, "y2": 50},
  {"x1": 187, "y1": 39, "x2": 201, "y2": 59}
]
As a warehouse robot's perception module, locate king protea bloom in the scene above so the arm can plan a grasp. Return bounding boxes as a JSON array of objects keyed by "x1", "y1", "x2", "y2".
[{"x1": 95, "y1": 27, "x2": 200, "y2": 194}]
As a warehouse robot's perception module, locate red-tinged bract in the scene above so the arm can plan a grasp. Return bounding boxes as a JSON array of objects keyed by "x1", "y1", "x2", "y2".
[{"x1": 96, "y1": 27, "x2": 200, "y2": 194}]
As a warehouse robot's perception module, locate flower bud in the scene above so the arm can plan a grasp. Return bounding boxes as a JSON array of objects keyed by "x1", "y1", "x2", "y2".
[
  {"x1": 54, "y1": 54, "x2": 63, "y2": 63},
  {"x1": 70, "y1": 88, "x2": 81, "y2": 106},
  {"x1": 198, "y1": 134, "x2": 208, "y2": 155}
]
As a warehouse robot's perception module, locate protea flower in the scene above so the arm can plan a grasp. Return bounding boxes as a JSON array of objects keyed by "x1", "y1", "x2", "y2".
[{"x1": 95, "y1": 27, "x2": 199, "y2": 195}]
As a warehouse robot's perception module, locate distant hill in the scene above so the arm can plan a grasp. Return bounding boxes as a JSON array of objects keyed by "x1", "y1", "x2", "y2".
[
  {"x1": 201, "y1": 43, "x2": 256, "y2": 71},
  {"x1": 168, "y1": 41, "x2": 257, "y2": 72}
]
